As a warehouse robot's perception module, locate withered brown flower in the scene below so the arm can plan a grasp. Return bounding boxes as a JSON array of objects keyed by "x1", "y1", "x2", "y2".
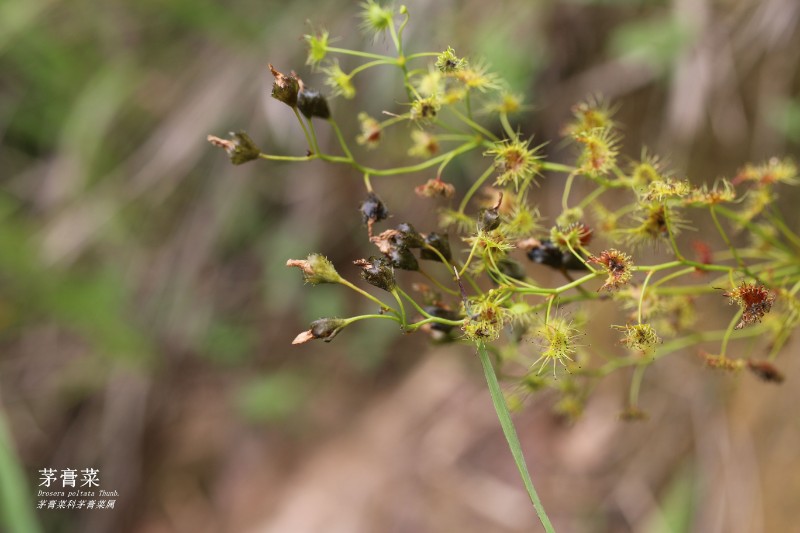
[
  {"x1": 589, "y1": 249, "x2": 633, "y2": 292},
  {"x1": 723, "y1": 282, "x2": 775, "y2": 330}
]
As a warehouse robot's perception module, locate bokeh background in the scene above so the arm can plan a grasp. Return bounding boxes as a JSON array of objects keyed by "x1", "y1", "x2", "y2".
[{"x1": 2, "y1": 0, "x2": 800, "y2": 532}]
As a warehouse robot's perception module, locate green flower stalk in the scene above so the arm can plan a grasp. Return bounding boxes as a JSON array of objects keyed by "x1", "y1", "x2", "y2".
[{"x1": 210, "y1": 5, "x2": 800, "y2": 528}]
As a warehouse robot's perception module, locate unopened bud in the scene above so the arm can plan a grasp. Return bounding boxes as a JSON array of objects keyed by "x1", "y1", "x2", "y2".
[
  {"x1": 207, "y1": 131, "x2": 261, "y2": 165},
  {"x1": 478, "y1": 193, "x2": 503, "y2": 231},
  {"x1": 286, "y1": 254, "x2": 342, "y2": 285},
  {"x1": 292, "y1": 318, "x2": 348, "y2": 344},
  {"x1": 478, "y1": 206, "x2": 501, "y2": 231}
]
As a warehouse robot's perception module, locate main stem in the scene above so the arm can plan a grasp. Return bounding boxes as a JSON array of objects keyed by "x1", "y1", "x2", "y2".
[{"x1": 476, "y1": 342, "x2": 556, "y2": 533}]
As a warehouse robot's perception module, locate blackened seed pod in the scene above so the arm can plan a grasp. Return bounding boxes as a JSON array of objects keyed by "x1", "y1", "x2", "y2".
[
  {"x1": 395, "y1": 223, "x2": 424, "y2": 248},
  {"x1": 747, "y1": 359, "x2": 785, "y2": 383},
  {"x1": 526, "y1": 239, "x2": 588, "y2": 271},
  {"x1": 297, "y1": 88, "x2": 331, "y2": 120},
  {"x1": 388, "y1": 246, "x2": 419, "y2": 271},
  {"x1": 561, "y1": 250, "x2": 589, "y2": 271},
  {"x1": 420, "y1": 232, "x2": 452, "y2": 262},
  {"x1": 355, "y1": 257, "x2": 396, "y2": 291},
  {"x1": 478, "y1": 207, "x2": 501, "y2": 232},
  {"x1": 526, "y1": 240, "x2": 561, "y2": 269},
  {"x1": 360, "y1": 192, "x2": 389, "y2": 224},
  {"x1": 497, "y1": 258, "x2": 526, "y2": 281},
  {"x1": 310, "y1": 318, "x2": 347, "y2": 342}
]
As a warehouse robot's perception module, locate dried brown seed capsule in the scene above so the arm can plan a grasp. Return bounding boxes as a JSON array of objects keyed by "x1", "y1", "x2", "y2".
[
  {"x1": 420, "y1": 232, "x2": 452, "y2": 262},
  {"x1": 414, "y1": 177, "x2": 455, "y2": 198},
  {"x1": 354, "y1": 257, "x2": 396, "y2": 291},
  {"x1": 478, "y1": 193, "x2": 503, "y2": 232},
  {"x1": 701, "y1": 352, "x2": 744, "y2": 371},
  {"x1": 478, "y1": 206, "x2": 501, "y2": 231},
  {"x1": 369, "y1": 226, "x2": 420, "y2": 271},
  {"x1": 269, "y1": 64, "x2": 300, "y2": 108}
]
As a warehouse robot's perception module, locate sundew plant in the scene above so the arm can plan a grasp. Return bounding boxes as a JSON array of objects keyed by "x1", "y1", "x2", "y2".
[{"x1": 209, "y1": 2, "x2": 798, "y2": 530}]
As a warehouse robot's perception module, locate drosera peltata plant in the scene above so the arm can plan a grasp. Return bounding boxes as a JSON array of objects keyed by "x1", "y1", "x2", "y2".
[{"x1": 209, "y1": 3, "x2": 799, "y2": 530}]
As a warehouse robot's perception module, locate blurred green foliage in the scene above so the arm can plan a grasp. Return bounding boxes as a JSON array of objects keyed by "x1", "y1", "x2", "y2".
[
  {"x1": 609, "y1": 15, "x2": 694, "y2": 73},
  {"x1": 642, "y1": 463, "x2": 696, "y2": 533},
  {"x1": 235, "y1": 371, "x2": 311, "y2": 423},
  {"x1": 772, "y1": 98, "x2": 800, "y2": 143},
  {"x1": 0, "y1": 413, "x2": 41, "y2": 533}
]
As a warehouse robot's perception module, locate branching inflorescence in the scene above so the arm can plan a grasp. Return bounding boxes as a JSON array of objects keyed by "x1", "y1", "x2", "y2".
[{"x1": 210, "y1": 3, "x2": 798, "y2": 528}]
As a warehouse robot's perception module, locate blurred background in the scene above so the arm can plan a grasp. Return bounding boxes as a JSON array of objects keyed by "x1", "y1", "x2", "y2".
[{"x1": 2, "y1": 0, "x2": 800, "y2": 531}]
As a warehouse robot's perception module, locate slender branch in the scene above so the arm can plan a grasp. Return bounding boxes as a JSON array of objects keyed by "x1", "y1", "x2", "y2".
[{"x1": 476, "y1": 342, "x2": 556, "y2": 533}]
